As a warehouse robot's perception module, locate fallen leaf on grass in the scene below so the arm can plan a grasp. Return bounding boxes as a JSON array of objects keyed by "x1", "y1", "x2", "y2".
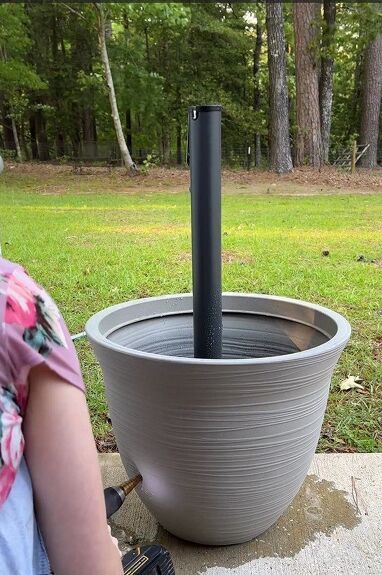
[{"x1": 340, "y1": 376, "x2": 365, "y2": 391}]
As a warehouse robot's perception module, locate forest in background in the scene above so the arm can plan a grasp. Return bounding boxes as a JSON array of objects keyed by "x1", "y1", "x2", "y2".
[{"x1": 0, "y1": 2, "x2": 381, "y2": 172}]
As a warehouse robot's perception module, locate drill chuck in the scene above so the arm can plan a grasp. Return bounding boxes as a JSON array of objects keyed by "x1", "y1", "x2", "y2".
[{"x1": 104, "y1": 475, "x2": 142, "y2": 518}]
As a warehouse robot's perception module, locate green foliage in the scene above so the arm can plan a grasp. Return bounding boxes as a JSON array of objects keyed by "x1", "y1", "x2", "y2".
[
  {"x1": 0, "y1": 60, "x2": 45, "y2": 92},
  {"x1": 0, "y1": 148, "x2": 16, "y2": 160},
  {"x1": 0, "y1": 2, "x2": 380, "y2": 164},
  {"x1": 0, "y1": 3, "x2": 45, "y2": 126},
  {"x1": 0, "y1": 4, "x2": 30, "y2": 55},
  {"x1": 140, "y1": 153, "x2": 160, "y2": 174},
  {"x1": 329, "y1": 3, "x2": 382, "y2": 152}
]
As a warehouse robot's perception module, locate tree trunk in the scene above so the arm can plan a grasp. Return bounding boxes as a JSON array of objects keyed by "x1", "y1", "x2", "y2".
[
  {"x1": 319, "y1": 1, "x2": 336, "y2": 163},
  {"x1": 144, "y1": 27, "x2": 151, "y2": 67},
  {"x1": 125, "y1": 108, "x2": 132, "y2": 152},
  {"x1": 349, "y1": 53, "x2": 363, "y2": 143},
  {"x1": 175, "y1": 84, "x2": 182, "y2": 166},
  {"x1": 51, "y1": 10, "x2": 63, "y2": 158},
  {"x1": 20, "y1": 122, "x2": 30, "y2": 161},
  {"x1": 253, "y1": 22, "x2": 262, "y2": 168},
  {"x1": 161, "y1": 125, "x2": 170, "y2": 165},
  {"x1": 358, "y1": 34, "x2": 382, "y2": 168},
  {"x1": 56, "y1": 133, "x2": 66, "y2": 158},
  {"x1": 266, "y1": 1, "x2": 293, "y2": 173},
  {"x1": 29, "y1": 115, "x2": 38, "y2": 159},
  {"x1": 11, "y1": 117, "x2": 23, "y2": 162},
  {"x1": 137, "y1": 113, "x2": 143, "y2": 160},
  {"x1": 82, "y1": 107, "x2": 97, "y2": 157},
  {"x1": 70, "y1": 101, "x2": 81, "y2": 158},
  {"x1": 1, "y1": 102, "x2": 15, "y2": 150},
  {"x1": 95, "y1": 3, "x2": 137, "y2": 173},
  {"x1": 253, "y1": 22, "x2": 262, "y2": 113},
  {"x1": 293, "y1": 2, "x2": 322, "y2": 168},
  {"x1": 176, "y1": 121, "x2": 182, "y2": 165},
  {"x1": 123, "y1": 15, "x2": 133, "y2": 157},
  {"x1": 255, "y1": 133, "x2": 262, "y2": 167},
  {"x1": 35, "y1": 109, "x2": 50, "y2": 161}
]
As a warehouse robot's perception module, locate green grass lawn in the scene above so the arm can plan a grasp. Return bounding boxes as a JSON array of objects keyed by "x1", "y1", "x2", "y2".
[{"x1": 1, "y1": 168, "x2": 381, "y2": 452}]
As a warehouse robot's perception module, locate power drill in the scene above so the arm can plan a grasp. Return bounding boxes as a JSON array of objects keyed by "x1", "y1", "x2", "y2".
[{"x1": 104, "y1": 476, "x2": 176, "y2": 575}]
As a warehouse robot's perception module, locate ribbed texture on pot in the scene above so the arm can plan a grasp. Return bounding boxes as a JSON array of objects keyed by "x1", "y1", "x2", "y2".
[{"x1": 86, "y1": 294, "x2": 350, "y2": 545}]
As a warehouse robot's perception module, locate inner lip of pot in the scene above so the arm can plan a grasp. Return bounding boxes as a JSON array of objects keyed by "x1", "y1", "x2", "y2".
[{"x1": 106, "y1": 311, "x2": 330, "y2": 360}]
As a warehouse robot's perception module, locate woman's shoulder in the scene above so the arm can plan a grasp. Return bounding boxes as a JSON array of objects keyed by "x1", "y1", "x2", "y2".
[{"x1": 0, "y1": 257, "x2": 84, "y2": 506}]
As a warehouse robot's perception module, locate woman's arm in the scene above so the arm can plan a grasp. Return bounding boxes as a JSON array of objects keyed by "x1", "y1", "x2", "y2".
[{"x1": 24, "y1": 363, "x2": 123, "y2": 575}]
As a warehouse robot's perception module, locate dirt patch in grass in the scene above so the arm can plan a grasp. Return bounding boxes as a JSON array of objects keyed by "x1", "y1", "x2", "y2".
[
  {"x1": 95, "y1": 431, "x2": 117, "y2": 453},
  {"x1": 177, "y1": 250, "x2": 254, "y2": 264},
  {"x1": 239, "y1": 165, "x2": 382, "y2": 192},
  {"x1": 94, "y1": 224, "x2": 188, "y2": 236},
  {"x1": 373, "y1": 337, "x2": 382, "y2": 361},
  {"x1": 4, "y1": 162, "x2": 382, "y2": 195},
  {"x1": 222, "y1": 250, "x2": 254, "y2": 264},
  {"x1": 66, "y1": 236, "x2": 96, "y2": 247}
]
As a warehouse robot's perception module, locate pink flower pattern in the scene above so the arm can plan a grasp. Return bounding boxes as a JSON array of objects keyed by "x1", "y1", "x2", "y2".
[
  {"x1": 0, "y1": 262, "x2": 82, "y2": 506},
  {"x1": 4, "y1": 272, "x2": 37, "y2": 328},
  {"x1": 0, "y1": 385, "x2": 24, "y2": 504}
]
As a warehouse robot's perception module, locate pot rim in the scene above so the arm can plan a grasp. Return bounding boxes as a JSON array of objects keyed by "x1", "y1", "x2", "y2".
[{"x1": 85, "y1": 292, "x2": 351, "y2": 365}]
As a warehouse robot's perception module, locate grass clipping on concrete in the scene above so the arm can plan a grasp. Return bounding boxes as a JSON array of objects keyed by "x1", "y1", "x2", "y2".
[{"x1": 1, "y1": 165, "x2": 381, "y2": 452}]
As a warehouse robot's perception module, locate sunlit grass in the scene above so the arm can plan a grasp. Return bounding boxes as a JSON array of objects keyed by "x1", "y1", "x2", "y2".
[{"x1": 1, "y1": 172, "x2": 381, "y2": 452}]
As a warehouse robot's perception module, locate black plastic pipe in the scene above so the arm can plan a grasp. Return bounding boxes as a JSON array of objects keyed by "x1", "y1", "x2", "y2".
[{"x1": 188, "y1": 105, "x2": 223, "y2": 359}]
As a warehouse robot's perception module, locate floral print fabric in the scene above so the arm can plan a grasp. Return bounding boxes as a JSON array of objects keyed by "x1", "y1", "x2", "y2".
[{"x1": 0, "y1": 258, "x2": 84, "y2": 506}]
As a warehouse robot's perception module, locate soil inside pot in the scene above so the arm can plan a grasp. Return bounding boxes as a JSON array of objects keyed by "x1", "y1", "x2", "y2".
[{"x1": 106, "y1": 312, "x2": 329, "y2": 359}]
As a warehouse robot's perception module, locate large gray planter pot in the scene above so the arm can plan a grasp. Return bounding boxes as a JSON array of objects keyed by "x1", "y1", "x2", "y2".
[{"x1": 86, "y1": 293, "x2": 350, "y2": 545}]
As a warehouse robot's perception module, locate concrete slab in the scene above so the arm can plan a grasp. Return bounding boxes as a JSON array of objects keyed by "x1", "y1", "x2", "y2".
[{"x1": 100, "y1": 453, "x2": 382, "y2": 575}]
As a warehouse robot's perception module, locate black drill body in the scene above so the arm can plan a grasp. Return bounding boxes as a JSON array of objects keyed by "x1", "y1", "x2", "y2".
[{"x1": 104, "y1": 481, "x2": 175, "y2": 575}]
